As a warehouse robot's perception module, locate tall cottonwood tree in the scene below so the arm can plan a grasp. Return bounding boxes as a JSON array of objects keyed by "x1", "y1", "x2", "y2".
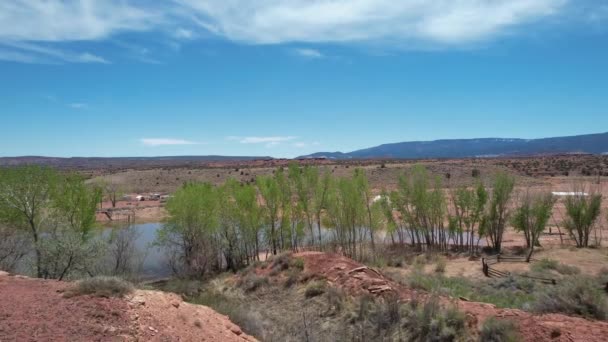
[
  {"x1": 0, "y1": 167, "x2": 103, "y2": 279},
  {"x1": 0, "y1": 166, "x2": 57, "y2": 277},
  {"x1": 448, "y1": 182, "x2": 487, "y2": 254},
  {"x1": 289, "y1": 164, "x2": 319, "y2": 246},
  {"x1": 511, "y1": 192, "x2": 555, "y2": 261},
  {"x1": 482, "y1": 172, "x2": 515, "y2": 253},
  {"x1": 562, "y1": 190, "x2": 602, "y2": 248},
  {"x1": 394, "y1": 165, "x2": 447, "y2": 251},
  {"x1": 157, "y1": 182, "x2": 219, "y2": 277},
  {"x1": 325, "y1": 176, "x2": 365, "y2": 260},
  {"x1": 257, "y1": 175, "x2": 281, "y2": 255}
]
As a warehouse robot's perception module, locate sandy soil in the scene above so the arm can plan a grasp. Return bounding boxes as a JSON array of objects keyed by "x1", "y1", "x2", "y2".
[{"x1": 0, "y1": 271, "x2": 255, "y2": 342}]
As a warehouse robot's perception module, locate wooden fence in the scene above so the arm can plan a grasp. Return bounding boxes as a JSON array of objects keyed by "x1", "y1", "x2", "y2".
[{"x1": 481, "y1": 255, "x2": 557, "y2": 285}]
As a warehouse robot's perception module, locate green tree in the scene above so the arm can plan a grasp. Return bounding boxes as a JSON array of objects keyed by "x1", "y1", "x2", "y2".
[
  {"x1": 257, "y1": 175, "x2": 281, "y2": 255},
  {"x1": 395, "y1": 165, "x2": 447, "y2": 251},
  {"x1": 448, "y1": 182, "x2": 487, "y2": 254},
  {"x1": 354, "y1": 168, "x2": 377, "y2": 251},
  {"x1": 562, "y1": 191, "x2": 602, "y2": 248},
  {"x1": 156, "y1": 183, "x2": 219, "y2": 277},
  {"x1": 511, "y1": 192, "x2": 555, "y2": 262},
  {"x1": 312, "y1": 170, "x2": 332, "y2": 247},
  {"x1": 0, "y1": 166, "x2": 57, "y2": 277},
  {"x1": 232, "y1": 181, "x2": 263, "y2": 262},
  {"x1": 0, "y1": 168, "x2": 103, "y2": 279},
  {"x1": 325, "y1": 176, "x2": 365, "y2": 260},
  {"x1": 482, "y1": 172, "x2": 515, "y2": 253},
  {"x1": 289, "y1": 164, "x2": 319, "y2": 246}
]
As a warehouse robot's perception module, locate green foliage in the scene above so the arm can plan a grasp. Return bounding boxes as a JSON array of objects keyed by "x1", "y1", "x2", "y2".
[
  {"x1": 157, "y1": 182, "x2": 219, "y2": 277},
  {"x1": 402, "y1": 296, "x2": 467, "y2": 342},
  {"x1": 290, "y1": 257, "x2": 305, "y2": 271},
  {"x1": 532, "y1": 276, "x2": 608, "y2": 320},
  {"x1": 406, "y1": 272, "x2": 536, "y2": 309},
  {"x1": 305, "y1": 280, "x2": 326, "y2": 298},
  {"x1": 325, "y1": 173, "x2": 367, "y2": 259},
  {"x1": 562, "y1": 191, "x2": 602, "y2": 247},
  {"x1": 393, "y1": 165, "x2": 448, "y2": 251},
  {"x1": 257, "y1": 175, "x2": 281, "y2": 255},
  {"x1": 511, "y1": 192, "x2": 555, "y2": 261},
  {"x1": 434, "y1": 257, "x2": 447, "y2": 273},
  {"x1": 64, "y1": 276, "x2": 134, "y2": 298},
  {"x1": 449, "y1": 182, "x2": 488, "y2": 253},
  {"x1": 483, "y1": 172, "x2": 515, "y2": 253},
  {"x1": 238, "y1": 274, "x2": 269, "y2": 293},
  {"x1": 0, "y1": 166, "x2": 103, "y2": 279},
  {"x1": 479, "y1": 317, "x2": 520, "y2": 342},
  {"x1": 531, "y1": 258, "x2": 580, "y2": 276}
]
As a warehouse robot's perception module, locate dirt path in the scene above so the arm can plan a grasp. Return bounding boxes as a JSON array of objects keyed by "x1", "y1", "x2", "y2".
[
  {"x1": 295, "y1": 252, "x2": 608, "y2": 342},
  {"x1": 0, "y1": 271, "x2": 255, "y2": 342}
]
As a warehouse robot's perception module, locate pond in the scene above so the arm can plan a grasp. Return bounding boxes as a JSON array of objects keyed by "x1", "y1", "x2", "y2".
[{"x1": 101, "y1": 222, "x2": 170, "y2": 280}]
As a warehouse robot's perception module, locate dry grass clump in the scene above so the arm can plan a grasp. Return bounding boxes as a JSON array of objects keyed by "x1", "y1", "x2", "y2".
[
  {"x1": 479, "y1": 317, "x2": 520, "y2": 342},
  {"x1": 64, "y1": 276, "x2": 134, "y2": 298},
  {"x1": 434, "y1": 257, "x2": 447, "y2": 273},
  {"x1": 531, "y1": 258, "x2": 580, "y2": 276},
  {"x1": 237, "y1": 274, "x2": 269, "y2": 293},
  {"x1": 304, "y1": 281, "x2": 326, "y2": 298}
]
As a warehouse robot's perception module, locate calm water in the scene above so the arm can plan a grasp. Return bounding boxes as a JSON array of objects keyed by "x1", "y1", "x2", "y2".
[{"x1": 102, "y1": 222, "x2": 170, "y2": 280}]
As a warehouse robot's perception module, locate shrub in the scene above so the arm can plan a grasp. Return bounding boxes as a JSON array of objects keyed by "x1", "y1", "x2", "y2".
[
  {"x1": 532, "y1": 277, "x2": 608, "y2": 320},
  {"x1": 403, "y1": 295, "x2": 466, "y2": 342},
  {"x1": 290, "y1": 257, "x2": 305, "y2": 271},
  {"x1": 435, "y1": 257, "x2": 447, "y2": 273},
  {"x1": 284, "y1": 270, "x2": 299, "y2": 288},
  {"x1": 596, "y1": 267, "x2": 608, "y2": 287},
  {"x1": 326, "y1": 287, "x2": 345, "y2": 314},
  {"x1": 405, "y1": 272, "x2": 535, "y2": 310},
  {"x1": 531, "y1": 258, "x2": 580, "y2": 276},
  {"x1": 305, "y1": 281, "x2": 326, "y2": 298},
  {"x1": 194, "y1": 291, "x2": 265, "y2": 338},
  {"x1": 238, "y1": 274, "x2": 269, "y2": 293},
  {"x1": 479, "y1": 317, "x2": 520, "y2": 342},
  {"x1": 64, "y1": 276, "x2": 134, "y2": 298},
  {"x1": 270, "y1": 253, "x2": 291, "y2": 271}
]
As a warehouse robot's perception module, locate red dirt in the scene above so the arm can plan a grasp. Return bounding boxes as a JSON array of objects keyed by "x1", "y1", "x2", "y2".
[
  {"x1": 295, "y1": 252, "x2": 608, "y2": 342},
  {"x1": 0, "y1": 271, "x2": 256, "y2": 342}
]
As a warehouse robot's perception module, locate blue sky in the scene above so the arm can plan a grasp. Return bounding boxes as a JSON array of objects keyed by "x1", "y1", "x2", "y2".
[{"x1": 1, "y1": 1, "x2": 607, "y2": 158}]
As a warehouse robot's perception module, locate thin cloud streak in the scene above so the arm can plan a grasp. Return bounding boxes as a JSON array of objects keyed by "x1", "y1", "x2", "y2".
[
  {"x1": 140, "y1": 138, "x2": 200, "y2": 146},
  {"x1": 227, "y1": 136, "x2": 298, "y2": 144},
  {"x1": 69, "y1": 103, "x2": 88, "y2": 109},
  {"x1": 293, "y1": 48, "x2": 324, "y2": 58}
]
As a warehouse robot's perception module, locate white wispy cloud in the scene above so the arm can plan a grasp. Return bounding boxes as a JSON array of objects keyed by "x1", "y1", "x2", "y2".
[
  {"x1": 0, "y1": 1, "x2": 159, "y2": 42},
  {"x1": 140, "y1": 138, "x2": 199, "y2": 146},
  {"x1": 177, "y1": 0, "x2": 567, "y2": 44},
  {"x1": 0, "y1": 0, "x2": 587, "y2": 65},
  {"x1": 69, "y1": 103, "x2": 88, "y2": 109},
  {"x1": 174, "y1": 28, "x2": 195, "y2": 40},
  {"x1": 0, "y1": 41, "x2": 110, "y2": 64},
  {"x1": 228, "y1": 136, "x2": 297, "y2": 144},
  {"x1": 293, "y1": 48, "x2": 324, "y2": 58}
]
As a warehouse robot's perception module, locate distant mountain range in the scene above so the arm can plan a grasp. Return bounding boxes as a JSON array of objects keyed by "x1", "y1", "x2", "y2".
[
  {"x1": 2, "y1": 132, "x2": 607, "y2": 169},
  {"x1": 298, "y1": 132, "x2": 608, "y2": 159}
]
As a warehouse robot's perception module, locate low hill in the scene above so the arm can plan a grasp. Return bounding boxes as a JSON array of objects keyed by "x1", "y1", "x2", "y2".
[
  {"x1": 0, "y1": 155, "x2": 272, "y2": 170},
  {"x1": 299, "y1": 132, "x2": 608, "y2": 159},
  {"x1": 0, "y1": 271, "x2": 255, "y2": 341}
]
